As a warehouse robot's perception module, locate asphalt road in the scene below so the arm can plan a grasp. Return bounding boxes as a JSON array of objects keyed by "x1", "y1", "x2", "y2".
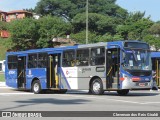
[{"x1": 0, "y1": 88, "x2": 160, "y2": 120}]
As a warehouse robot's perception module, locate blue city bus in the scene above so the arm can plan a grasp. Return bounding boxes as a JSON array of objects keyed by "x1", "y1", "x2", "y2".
[
  {"x1": 5, "y1": 40, "x2": 153, "y2": 95},
  {"x1": 151, "y1": 52, "x2": 160, "y2": 88}
]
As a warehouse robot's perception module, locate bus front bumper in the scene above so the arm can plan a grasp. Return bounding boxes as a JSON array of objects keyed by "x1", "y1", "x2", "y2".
[{"x1": 121, "y1": 79, "x2": 152, "y2": 90}]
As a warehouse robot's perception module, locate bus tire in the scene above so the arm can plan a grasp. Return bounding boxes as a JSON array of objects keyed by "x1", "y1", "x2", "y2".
[
  {"x1": 117, "y1": 89, "x2": 129, "y2": 96},
  {"x1": 91, "y1": 78, "x2": 104, "y2": 95},
  {"x1": 32, "y1": 80, "x2": 41, "y2": 94}
]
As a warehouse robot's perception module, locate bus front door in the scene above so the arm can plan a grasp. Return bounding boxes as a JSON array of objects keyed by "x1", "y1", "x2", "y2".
[
  {"x1": 106, "y1": 48, "x2": 120, "y2": 89},
  {"x1": 17, "y1": 56, "x2": 26, "y2": 88},
  {"x1": 155, "y1": 59, "x2": 160, "y2": 88},
  {"x1": 47, "y1": 53, "x2": 61, "y2": 89}
]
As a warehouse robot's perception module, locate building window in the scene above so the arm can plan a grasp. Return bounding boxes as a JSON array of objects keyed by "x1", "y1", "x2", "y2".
[
  {"x1": 62, "y1": 50, "x2": 75, "y2": 67},
  {"x1": 91, "y1": 47, "x2": 105, "y2": 66},
  {"x1": 76, "y1": 49, "x2": 89, "y2": 66}
]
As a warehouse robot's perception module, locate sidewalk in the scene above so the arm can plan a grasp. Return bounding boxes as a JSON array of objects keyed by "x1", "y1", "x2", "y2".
[{"x1": 0, "y1": 82, "x2": 6, "y2": 87}]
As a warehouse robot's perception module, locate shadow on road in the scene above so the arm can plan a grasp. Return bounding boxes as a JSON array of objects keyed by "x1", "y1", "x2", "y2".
[{"x1": 0, "y1": 98, "x2": 90, "y2": 111}]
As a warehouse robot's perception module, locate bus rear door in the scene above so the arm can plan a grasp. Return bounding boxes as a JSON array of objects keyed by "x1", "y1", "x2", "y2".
[
  {"x1": 47, "y1": 52, "x2": 61, "y2": 89},
  {"x1": 106, "y1": 48, "x2": 120, "y2": 90},
  {"x1": 17, "y1": 55, "x2": 26, "y2": 88}
]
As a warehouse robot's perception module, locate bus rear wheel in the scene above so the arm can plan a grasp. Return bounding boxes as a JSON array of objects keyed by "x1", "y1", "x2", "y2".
[
  {"x1": 117, "y1": 89, "x2": 129, "y2": 96},
  {"x1": 91, "y1": 78, "x2": 104, "y2": 95},
  {"x1": 32, "y1": 80, "x2": 41, "y2": 94}
]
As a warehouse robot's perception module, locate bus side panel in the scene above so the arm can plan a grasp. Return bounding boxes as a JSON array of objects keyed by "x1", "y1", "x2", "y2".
[
  {"x1": 5, "y1": 69, "x2": 17, "y2": 88},
  {"x1": 77, "y1": 66, "x2": 106, "y2": 89},
  {"x1": 60, "y1": 67, "x2": 78, "y2": 89},
  {"x1": 26, "y1": 68, "x2": 47, "y2": 89}
]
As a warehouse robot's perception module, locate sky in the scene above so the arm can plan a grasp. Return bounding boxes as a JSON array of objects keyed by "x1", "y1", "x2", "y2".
[
  {"x1": 0, "y1": 0, "x2": 39, "y2": 11},
  {"x1": 0, "y1": 0, "x2": 159, "y2": 22},
  {"x1": 116, "y1": 0, "x2": 160, "y2": 22}
]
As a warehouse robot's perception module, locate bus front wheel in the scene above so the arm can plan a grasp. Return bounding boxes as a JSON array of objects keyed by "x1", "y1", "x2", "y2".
[
  {"x1": 91, "y1": 78, "x2": 104, "y2": 95},
  {"x1": 117, "y1": 89, "x2": 129, "y2": 96},
  {"x1": 32, "y1": 80, "x2": 41, "y2": 94}
]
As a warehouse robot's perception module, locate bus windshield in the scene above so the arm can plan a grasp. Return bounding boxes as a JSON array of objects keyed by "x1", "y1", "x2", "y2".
[{"x1": 122, "y1": 48, "x2": 152, "y2": 71}]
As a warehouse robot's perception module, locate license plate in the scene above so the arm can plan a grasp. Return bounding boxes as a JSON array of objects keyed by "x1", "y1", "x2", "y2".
[{"x1": 139, "y1": 83, "x2": 145, "y2": 87}]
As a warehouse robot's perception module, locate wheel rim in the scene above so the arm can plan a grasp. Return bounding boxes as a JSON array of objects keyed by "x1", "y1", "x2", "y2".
[
  {"x1": 34, "y1": 83, "x2": 39, "y2": 92},
  {"x1": 93, "y1": 82, "x2": 100, "y2": 93}
]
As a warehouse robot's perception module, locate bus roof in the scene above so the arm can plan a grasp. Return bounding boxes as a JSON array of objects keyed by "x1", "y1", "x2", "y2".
[
  {"x1": 6, "y1": 40, "x2": 147, "y2": 56},
  {"x1": 151, "y1": 52, "x2": 160, "y2": 58}
]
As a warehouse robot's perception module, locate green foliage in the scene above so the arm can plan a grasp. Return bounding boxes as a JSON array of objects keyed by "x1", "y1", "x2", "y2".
[
  {"x1": 0, "y1": 73, "x2": 5, "y2": 82},
  {"x1": 1, "y1": 0, "x2": 159, "y2": 52},
  {"x1": 7, "y1": 16, "x2": 72, "y2": 49},
  {"x1": 149, "y1": 23, "x2": 160, "y2": 35},
  {"x1": 35, "y1": 0, "x2": 128, "y2": 21},
  {"x1": 143, "y1": 23, "x2": 160, "y2": 50},
  {"x1": 37, "y1": 15, "x2": 72, "y2": 47},
  {"x1": 72, "y1": 13, "x2": 115, "y2": 34},
  {"x1": 144, "y1": 35, "x2": 160, "y2": 51},
  {"x1": 116, "y1": 12, "x2": 154, "y2": 40},
  {"x1": 70, "y1": 30, "x2": 97, "y2": 44},
  {"x1": 0, "y1": 21, "x2": 8, "y2": 30},
  {"x1": 0, "y1": 38, "x2": 11, "y2": 60},
  {"x1": 35, "y1": 0, "x2": 76, "y2": 21},
  {"x1": 96, "y1": 33, "x2": 124, "y2": 42},
  {"x1": 8, "y1": 18, "x2": 39, "y2": 50}
]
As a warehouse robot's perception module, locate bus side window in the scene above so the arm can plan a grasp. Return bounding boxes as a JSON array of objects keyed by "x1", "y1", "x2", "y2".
[
  {"x1": 37, "y1": 53, "x2": 47, "y2": 68},
  {"x1": 76, "y1": 49, "x2": 89, "y2": 66},
  {"x1": 91, "y1": 47, "x2": 105, "y2": 66},
  {"x1": 62, "y1": 50, "x2": 75, "y2": 67},
  {"x1": 28, "y1": 54, "x2": 38, "y2": 68},
  {"x1": 7, "y1": 55, "x2": 17, "y2": 69}
]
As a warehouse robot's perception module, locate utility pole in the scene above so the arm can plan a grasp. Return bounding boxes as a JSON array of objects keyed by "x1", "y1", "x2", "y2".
[{"x1": 86, "y1": 0, "x2": 88, "y2": 44}]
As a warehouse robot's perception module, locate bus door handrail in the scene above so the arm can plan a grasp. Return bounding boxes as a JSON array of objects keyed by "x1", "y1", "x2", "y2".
[
  {"x1": 107, "y1": 66, "x2": 113, "y2": 76},
  {"x1": 18, "y1": 71, "x2": 23, "y2": 78}
]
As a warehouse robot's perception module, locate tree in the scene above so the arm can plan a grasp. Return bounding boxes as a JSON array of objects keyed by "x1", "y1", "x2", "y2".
[
  {"x1": 0, "y1": 21, "x2": 8, "y2": 30},
  {"x1": 116, "y1": 11, "x2": 153, "y2": 40},
  {"x1": 24, "y1": 8, "x2": 35, "y2": 13},
  {"x1": 149, "y1": 23, "x2": 160, "y2": 36},
  {"x1": 37, "y1": 15, "x2": 72, "y2": 47},
  {"x1": 7, "y1": 15, "x2": 72, "y2": 50},
  {"x1": 35, "y1": 0, "x2": 128, "y2": 21},
  {"x1": 35, "y1": 0, "x2": 76, "y2": 21},
  {"x1": 8, "y1": 18, "x2": 39, "y2": 50},
  {"x1": 72, "y1": 13, "x2": 116, "y2": 35},
  {"x1": 70, "y1": 30, "x2": 97, "y2": 44},
  {"x1": 144, "y1": 35, "x2": 160, "y2": 51},
  {"x1": 143, "y1": 23, "x2": 160, "y2": 50}
]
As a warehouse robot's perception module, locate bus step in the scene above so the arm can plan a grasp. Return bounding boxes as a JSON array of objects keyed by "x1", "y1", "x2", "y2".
[
  {"x1": 49, "y1": 88, "x2": 60, "y2": 90},
  {"x1": 112, "y1": 83, "x2": 118, "y2": 89},
  {"x1": 113, "y1": 77, "x2": 118, "y2": 83}
]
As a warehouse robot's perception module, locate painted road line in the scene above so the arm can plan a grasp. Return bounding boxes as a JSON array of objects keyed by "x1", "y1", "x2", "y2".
[
  {"x1": 0, "y1": 93, "x2": 34, "y2": 95},
  {"x1": 141, "y1": 102, "x2": 160, "y2": 104},
  {"x1": 54, "y1": 94, "x2": 160, "y2": 105},
  {"x1": 0, "y1": 87, "x2": 13, "y2": 89}
]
